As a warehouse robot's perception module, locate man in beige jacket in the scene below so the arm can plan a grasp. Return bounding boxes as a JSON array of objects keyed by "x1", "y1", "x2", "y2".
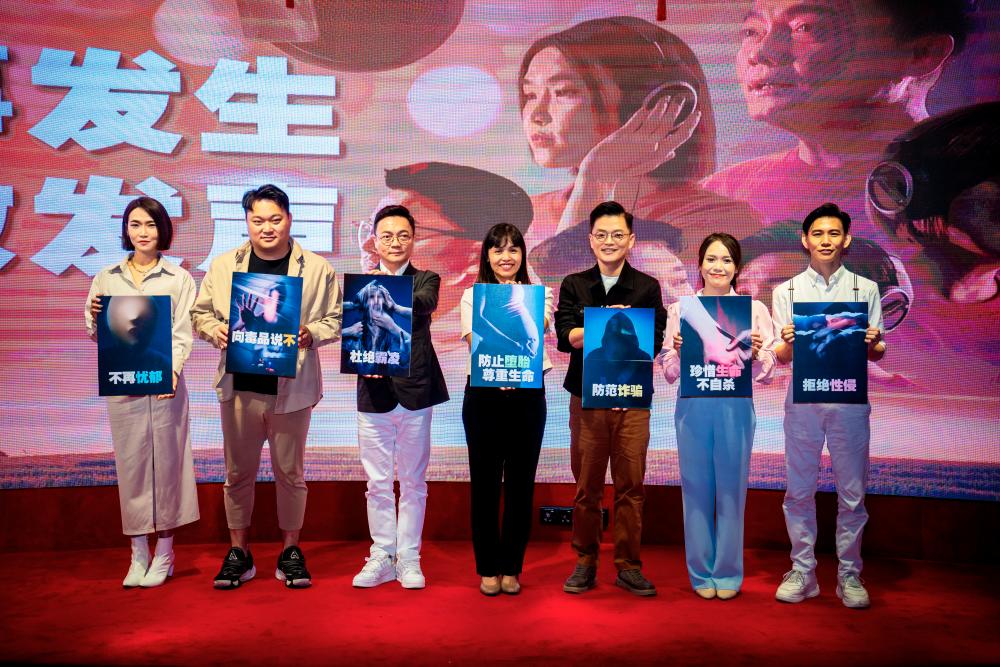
[{"x1": 192, "y1": 184, "x2": 342, "y2": 590}]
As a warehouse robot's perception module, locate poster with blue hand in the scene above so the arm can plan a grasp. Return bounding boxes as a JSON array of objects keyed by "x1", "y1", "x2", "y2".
[
  {"x1": 582, "y1": 307, "x2": 654, "y2": 409},
  {"x1": 340, "y1": 273, "x2": 414, "y2": 377},
  {"x1": 470, "y1": 283, "x2": 544, "y2": 388},
  {"x1": 226, "y1": 273, "x2": 303, "y2": 378},
  {"x1": 679, "y1": 295, "x2": 753, "y2": 398},
  {"x1": 97, "y1": 295, "x2": 173, "y2": 396},
  {"x1": 793, "y1": 302, "x2": 868, "y2": 404}
]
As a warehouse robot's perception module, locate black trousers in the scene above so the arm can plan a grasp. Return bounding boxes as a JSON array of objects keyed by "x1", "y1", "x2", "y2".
[{"x1": 462, "y1": 382, "x2": 546, "y2": 576}]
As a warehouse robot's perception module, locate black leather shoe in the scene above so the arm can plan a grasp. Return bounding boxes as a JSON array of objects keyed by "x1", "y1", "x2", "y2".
[
  {"x1": 563, "y1": 564, "x2": 597, "y2": 593},
  {"x1": 615, "y1": 568, "x2": 656, "y2": 596}
]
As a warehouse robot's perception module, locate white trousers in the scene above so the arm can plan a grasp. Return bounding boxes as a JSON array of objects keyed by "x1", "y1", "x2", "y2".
[
  {"x1": 357, "y1": 404, "x2": 432, "y2": 562},
  {"x1": 783, "y1": 393, "x2": 871, "y2": 579}
]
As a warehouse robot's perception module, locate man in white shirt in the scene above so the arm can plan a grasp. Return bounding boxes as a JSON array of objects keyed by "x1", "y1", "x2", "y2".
[{"x1": 771, "y1": 202, "x2": 886, "y2": 609}]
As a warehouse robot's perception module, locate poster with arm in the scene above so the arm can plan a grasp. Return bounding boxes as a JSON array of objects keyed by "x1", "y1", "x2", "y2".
[
  {"x1": 679, "y1": 295, "x2": 753, "y2": 398},
  {"x1": 793, "y1": 301, "x2": 868, "y2": 404},
  {"x1": 470, "y1": 283, "x2": 544, "y2": 388},
  {"x1": 340, "y1": 273, "x2": 413, "y2": 377},
  {"x1": 97, "y1": 295, "x2": 173, "y2": 396},
  {"x1": 582, "y1": 307, "x2": 654, "y2": 409},
  {"x1": 226, "y1": 273, "x2": 303, "y2": 378}
]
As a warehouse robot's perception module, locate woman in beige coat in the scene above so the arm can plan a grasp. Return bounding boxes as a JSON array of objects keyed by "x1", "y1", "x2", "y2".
[{"x1": 85, "y1": 197, "x2": 199, "y2": 588}]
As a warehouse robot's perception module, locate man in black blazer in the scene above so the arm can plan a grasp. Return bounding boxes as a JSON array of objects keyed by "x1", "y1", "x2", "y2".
[
  {"x1": 352, "y1": 204, "x2": 449, "y2": 590},
  {"x1": 555, "y1": 201, "x2": 667, "y2": 597}
]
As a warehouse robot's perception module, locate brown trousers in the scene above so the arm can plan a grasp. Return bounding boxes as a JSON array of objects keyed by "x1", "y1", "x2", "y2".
[
  {"x1": 220, "y1": 391, "x2": 312, "y2": 531},
  {"x1": 569, "y1": 394, "x2": 650, "y2": 571}
]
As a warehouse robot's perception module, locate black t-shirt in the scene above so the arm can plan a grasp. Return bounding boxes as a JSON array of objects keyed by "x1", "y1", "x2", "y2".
[{"x1": 232, "y1": 247, "x2": 292, "y2": 395}]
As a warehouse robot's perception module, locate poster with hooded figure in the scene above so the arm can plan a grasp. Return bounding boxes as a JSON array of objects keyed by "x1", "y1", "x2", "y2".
[{"x1": 582, "y1": 307, "x2": 654, "y2": 409}]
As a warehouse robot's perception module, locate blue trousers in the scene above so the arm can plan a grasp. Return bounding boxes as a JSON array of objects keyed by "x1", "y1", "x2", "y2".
[{"x1": 674, "y1": 397, "x2": 755, "y2": 591}]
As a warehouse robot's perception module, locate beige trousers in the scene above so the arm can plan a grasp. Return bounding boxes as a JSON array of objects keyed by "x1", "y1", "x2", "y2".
[{"x1": 220, "y1": 391, "x2": 312, "y2": 531}]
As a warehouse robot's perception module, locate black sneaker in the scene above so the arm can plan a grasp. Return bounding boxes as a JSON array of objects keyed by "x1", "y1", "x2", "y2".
[
  {"x1": 213, "y1": 547, "x2": 256, "y2": 589},
  {"x1": 615, "y1": 568, "x2": 657, "y2": 597},
  {"x1": 276, "y1": 545, "x2": 312, "y2": 589},
  {"x1": 563, "y1": 564, "x2": 597, "y2": 594}
]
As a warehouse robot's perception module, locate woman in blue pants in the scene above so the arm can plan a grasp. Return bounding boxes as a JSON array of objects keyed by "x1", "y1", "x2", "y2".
[{"x1": 661, "y1": 233, "x2": 775, "y2": 600}]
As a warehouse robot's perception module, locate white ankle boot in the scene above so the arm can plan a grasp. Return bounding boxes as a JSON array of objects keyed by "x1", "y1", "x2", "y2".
[
  {"x1": 140, "y1": 536, "x2": 175, "y2": 588},
  {"x1": 123, "y1": 536, "x2": 150, "y2": 588}
]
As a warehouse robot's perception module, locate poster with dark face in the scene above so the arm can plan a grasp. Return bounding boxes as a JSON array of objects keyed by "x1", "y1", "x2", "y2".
[
  {"x1": 679, "y1": 295, "x2": 752, "y2": 398},
  {"x1": 340, "y1": 273, "x2": 413, "y2": 377},
  {"x1": 793, "y1": 302, "x2": 868, "y2": 404},
  {"x1": 226, "y1": 272, "x2": 303, "y2": 377},
  {"x1": 470, "y1": 283, "x2": 544, "y2": 388},
  {"x1": 97, "y1": 295, "x2": 173, "y2": 396},
  {"x1": 582, "y1": 307, "x2": 654, "y2": 409}
]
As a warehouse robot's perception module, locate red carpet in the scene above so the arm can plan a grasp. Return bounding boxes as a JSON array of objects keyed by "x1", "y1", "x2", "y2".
[{"x1": 2, "y1": 541, "x2": 997, "y2": 666}]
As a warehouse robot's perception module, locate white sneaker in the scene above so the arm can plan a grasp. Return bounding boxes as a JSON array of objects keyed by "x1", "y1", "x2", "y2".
[
  {"x1": 123, "y1": 539, "x2": 150, "y2": 588},
  {"x1": 396, "y1": 559, "x2": 425, "y2": 589},
  {"x1": 837, "y1": 574, "x2": 871, "y2": 609},
  {"x1": 352, "y1": 553, "x2": 395, "y2": 588},
  {"x1": 775, "y1": 569, "x2": 820, "y2": 603}
]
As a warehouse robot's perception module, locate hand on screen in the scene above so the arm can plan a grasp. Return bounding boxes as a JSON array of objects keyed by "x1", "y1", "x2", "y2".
[
  {"x1": 357, "y1": 220, "x2": 380, "y2": 273},
  {"x1": 780, "y1": 323, "x2": 795, "y2": 345},
  {"x1": 579, "y1": 96, "x2": 701, "y2": 183},
  {"x1": 673, "y1": 333, "x2": 683, "y2": 352}
]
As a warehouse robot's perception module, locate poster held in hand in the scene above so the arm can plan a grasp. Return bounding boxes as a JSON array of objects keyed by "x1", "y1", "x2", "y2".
[
  {"x1": 582, "y1": 307, "x2": 654, "y2": 409},
  {"x1": 226, "y1": 272, "x2": 303, "y2": 378},
  {"x1": 341, "y1": 273, "x2": 414, "y2": 377},
  {"x1": 97, "y1": 295, "x2": 173, "y2": 396}
]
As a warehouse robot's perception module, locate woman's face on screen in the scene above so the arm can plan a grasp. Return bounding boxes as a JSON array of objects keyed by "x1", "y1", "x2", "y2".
[{"x1": 521, "y1": 47, "x2": 616, "y2": 169}]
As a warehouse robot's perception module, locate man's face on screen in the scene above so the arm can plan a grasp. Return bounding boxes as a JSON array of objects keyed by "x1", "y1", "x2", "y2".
[
  {"x1": 737, "y1": 0, "x2": 908, "y2": 128},
  {"x1": 740, "y1": 251, "x2": 805, "y2": 308}
]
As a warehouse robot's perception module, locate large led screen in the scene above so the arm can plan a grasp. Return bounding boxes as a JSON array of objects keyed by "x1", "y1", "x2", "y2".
[{"x1": 0, "y1": 0, "x2": 997, "y2": 500}]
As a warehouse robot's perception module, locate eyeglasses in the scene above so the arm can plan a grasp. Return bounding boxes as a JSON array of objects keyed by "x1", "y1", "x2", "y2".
[
  {"x1": 590, "y1": 231, "x2": 630, "y2": 244},
  {"x1": 377, "y1": 232, "x2": 413, "y2": 246}
]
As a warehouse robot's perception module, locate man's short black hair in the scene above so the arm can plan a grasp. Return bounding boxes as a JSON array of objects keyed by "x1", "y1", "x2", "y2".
[
  {"x1": 589, "y1": 200, "x2": 634, "y2": 230},
  {"x1": 384, "y1": 162, "x2": 532, "y2": 240},
  {"x1": 242, "y1": 184, "x2": 291, "y2": 216},
  {"x1": 802, "y1": 203, "x2": 851, "y2": 234},
  {"x1": 373, "y1": 204, "x2": 416, "y2": 233},
  {"x1": 875, "y1": 0, "x2": 970, "y2": 53}
]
